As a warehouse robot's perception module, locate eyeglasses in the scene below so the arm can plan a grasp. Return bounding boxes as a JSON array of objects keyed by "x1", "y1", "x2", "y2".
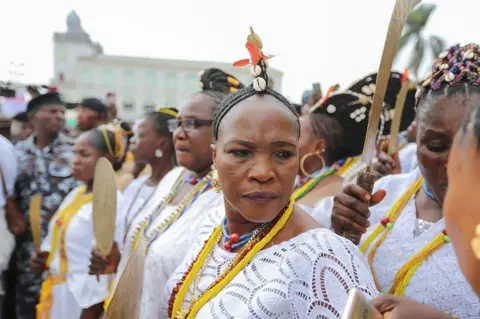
[{"x1": 167, "y1": 118, "x2": 213, "y2": 133}]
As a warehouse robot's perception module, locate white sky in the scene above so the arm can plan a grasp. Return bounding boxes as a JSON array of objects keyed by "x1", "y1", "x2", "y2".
[{"x1": 0, "y1": 0, "x2": 479, "y2": 103}]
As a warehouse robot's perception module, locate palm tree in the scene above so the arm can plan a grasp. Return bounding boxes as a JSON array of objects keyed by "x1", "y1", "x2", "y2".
[{"x1": 396, "y1": 4, "x2": 446, "y2": 80}]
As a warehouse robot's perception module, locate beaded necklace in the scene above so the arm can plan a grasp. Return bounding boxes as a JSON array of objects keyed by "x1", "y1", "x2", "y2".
[
  {"x1": 337, "y1": 156, "x2": 361, "y2": 179},
  {"x1": 221, "y1": 217, "x2": 273, "y2": 251},
  {"x1": 129, "y1": 171, "x2": 186, "y2": 254},
  {"x1": 360, "y1": 176, "x2": 450, "y2": 295},
  {"x1": 292, "y1": 157, "x2": 358, "y2": 202},
  {"x1": 168, "y1": 201, "x2": 295, "y2": 319},
  {"x1": 293, "y1": 166, "x2": 336, "y2": 201},
  {"x1": 422, "y1": 183, "x2": 438, "y2": 202},
  {"x1": 143, "y1": 175, "x2": 212, "y2": 251},
  {"x1": 122, "y1": 178, "x2": 156, "y2": 239}
]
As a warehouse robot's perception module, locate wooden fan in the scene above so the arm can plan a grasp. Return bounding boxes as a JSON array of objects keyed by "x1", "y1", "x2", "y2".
[
  {"x1": 93, "y1": 158, "x2": 117, "y2": 279},
  {"x1": 29, "y1": 193, "x2": 42, "y2": 251},
  {"x1": 104, "y1": 237, "x2": 146, "y2": 319}
]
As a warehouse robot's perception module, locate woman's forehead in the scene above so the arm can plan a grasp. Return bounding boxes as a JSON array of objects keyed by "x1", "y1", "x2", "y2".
[{"x1": 218, "y1": 99, "x2": 298, "y2": 143}]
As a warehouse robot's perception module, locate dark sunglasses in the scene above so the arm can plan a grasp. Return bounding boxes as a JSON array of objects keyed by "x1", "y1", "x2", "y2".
[{"x1": 167, "y1": 118, "x2": 213, "y2": 133}]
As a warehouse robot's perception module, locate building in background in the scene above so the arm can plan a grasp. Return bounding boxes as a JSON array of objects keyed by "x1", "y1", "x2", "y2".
[{"x1": 52, "y1": 10, "x2": 284, "y2": 121}]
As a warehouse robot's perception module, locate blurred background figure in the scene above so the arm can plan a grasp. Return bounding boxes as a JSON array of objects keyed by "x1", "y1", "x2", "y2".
[
  {"x1": 75, "y1": 98, "x2": 108, "y2": 133},
  {"x1": 10, "y1": 112, "x2": 33, "y2": 144}
]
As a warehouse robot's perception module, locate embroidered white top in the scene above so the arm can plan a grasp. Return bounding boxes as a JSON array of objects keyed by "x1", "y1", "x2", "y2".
[{"x1": 160, "y1": 206, "x2": 378, "y2": 319}]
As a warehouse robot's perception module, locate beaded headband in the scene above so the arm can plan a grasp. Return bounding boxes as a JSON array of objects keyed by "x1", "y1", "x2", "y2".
[
  {"x1": 157, "y1": 107, "x2": 178, "y2": 118},
  {"x1": 233, "y1": 27, "x2": 274, "y2": 92},
  {"x1": 416, "y1": 43, "x2": 480, "y2": 103}
]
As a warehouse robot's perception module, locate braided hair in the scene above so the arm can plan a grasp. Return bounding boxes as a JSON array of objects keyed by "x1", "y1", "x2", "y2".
[
  {"x1": 196, "y1": 68, "x2": 244, "y2": 112},
  {"x1": 416, "y1": 43, "x2": 480, "y2": 124},
  {"x1": 213, "y1": 28, "x2": 298, "y2": 140}
]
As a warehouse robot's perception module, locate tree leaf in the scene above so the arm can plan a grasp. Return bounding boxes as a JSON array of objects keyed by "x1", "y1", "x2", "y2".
[
  {"x1": 409, "y1": 37, "x2": 425, "y2": 80},
  {"x1": 396, "y1": 27, "x2": 417, "y2": 59},
  {"x1": 430, "y1": 35, "x2": 447, "y2": 58}
]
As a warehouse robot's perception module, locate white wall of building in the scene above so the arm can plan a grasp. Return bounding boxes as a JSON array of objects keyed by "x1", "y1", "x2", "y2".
[{"x1": 52, "y1": 11, "x2": 284, "y2": 122}]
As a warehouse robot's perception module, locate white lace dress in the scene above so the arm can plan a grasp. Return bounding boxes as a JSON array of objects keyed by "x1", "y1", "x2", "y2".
[
  {"x1": 362, "y1": 169, "x2": 479, "y2": 318},
  {"x1": 160, "y1": 207, "x2": 378, "y2": 319}
]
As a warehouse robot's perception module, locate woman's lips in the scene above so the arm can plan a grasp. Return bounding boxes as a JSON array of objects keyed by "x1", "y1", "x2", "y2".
[{"x1": 242, "y1": 191, "x2": 280, "y2": 204}]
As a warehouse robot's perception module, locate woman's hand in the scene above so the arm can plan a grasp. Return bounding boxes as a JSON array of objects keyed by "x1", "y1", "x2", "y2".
[
  {"x1": 372, "y1": 152, "x2": 400, "y2": 179},
  {"x1": 30, "y1": 251, "x2": 49, "y2": 277},
  {"x1": 373, "y1": 294, "x2": 457, "y2": 319},
  {"x1": 89, "y1": 241, "x2": 121, "y2": 275},
  {"x1": 331, "y1": 184, "x2": 386, "y2": 244}
]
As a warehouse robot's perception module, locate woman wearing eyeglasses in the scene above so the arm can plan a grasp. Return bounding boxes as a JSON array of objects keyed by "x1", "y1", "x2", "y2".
[{"x1": 89, "y1": 68, "x2": 244, "y2": 318}]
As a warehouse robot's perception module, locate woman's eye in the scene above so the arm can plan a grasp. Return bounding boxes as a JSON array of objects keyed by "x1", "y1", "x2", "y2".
[
  {"x1": 426, "y1": 141, "x2": 447, "y2": 152},
  {"x1": 230, "y1": 150, "x2": 251, "y2": 158},
  {"x1": 275, "y1": 151, "x2": 294, "y2": 160}
]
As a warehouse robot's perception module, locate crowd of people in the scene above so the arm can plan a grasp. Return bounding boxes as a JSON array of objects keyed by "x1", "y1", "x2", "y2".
[{"x1": 0, "y1": 25, "x2": 480, "y2": 319}]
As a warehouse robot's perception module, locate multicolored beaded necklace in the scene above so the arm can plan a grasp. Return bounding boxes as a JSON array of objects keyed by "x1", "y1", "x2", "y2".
[
  {"x1": 122, "y1": 179, "x2": 157, "y2": 242},
  {"x1": 186, "y1": 175, "x2": 202, "y2": 185},
  {"x1": 168, "y1": 201, "x2": 295, "y2": 319},
  {"x1": 131, "y1": 173, "x2": 212, "y2": 253},
  {"x1": 144, "y1": 175, "x2": 212, "y2": 250},
  {"x1": 292, "y1": 158, "x2": 358, "y2": 201},
  {"x1": 360, "y1": 176, "x2": 450, "y2": 296},
  {"x1": 129, "y1": 172, "x2": 185, "y2": 253},
  {"x1": 221, "y1": 217, "x2": 273, "y2": 251}
]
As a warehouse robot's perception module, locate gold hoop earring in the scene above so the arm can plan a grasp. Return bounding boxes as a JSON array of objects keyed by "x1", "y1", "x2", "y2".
[
  {"x1": 211, "y1": 166, "x2": 222, "y2": 193},
  {"x1": 300, "y1": 151, "x2": 326, "y2": 177},
  {"x1": 471, "y1": 224, "x2": 480, "y2": 259}
]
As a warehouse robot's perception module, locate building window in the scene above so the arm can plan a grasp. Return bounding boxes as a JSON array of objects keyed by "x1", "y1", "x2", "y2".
[
  {"x1": 166, "y1": 72, "x2": 177, "y2": 89},
  {"x1": 185, "y1": 74, "x2": 198, "y2": 92},
  {"x1": 145, "y1": 70, "x2": 157, "y2": 87},
  {"x1": 123, "y1": 99, "x2": 135, "y2": 112},
  {"x1": 123, "y1": 70, "x2": 135, "y2": 87},
  {"x1": 144, "y1": 103, "x2": 155, "y2": 113},
  {"x1": 80, "y1": 69, "x2": 93, "y2": 84},
  {"x1": 103, "y1": 69, "x2": 115, "y2": 85}
]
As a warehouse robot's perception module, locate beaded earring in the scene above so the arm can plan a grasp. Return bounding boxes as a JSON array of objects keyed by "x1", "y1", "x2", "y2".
[{"x1": 211, "y1": 165, "x2": 221, "y2": 193}]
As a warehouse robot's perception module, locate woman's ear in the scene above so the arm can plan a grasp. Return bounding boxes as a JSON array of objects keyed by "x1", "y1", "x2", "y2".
[{"x1": 314, "y1": 139, "x2": 327, "y2": 154}]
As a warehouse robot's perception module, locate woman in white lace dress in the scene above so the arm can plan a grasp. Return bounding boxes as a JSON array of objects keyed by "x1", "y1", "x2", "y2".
[
  {"x1": 89, "y1": 68, "x2": 244, "y2": 317},
  {"x1": 161, "y1": 29, "x2": 378, "y2": 319},
  {"x1": 331, "y1": 43, "x2": 480, "y2": 318},
  {"x1": 30, "y1": 127, "x2": 125, "y2": 319}
]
